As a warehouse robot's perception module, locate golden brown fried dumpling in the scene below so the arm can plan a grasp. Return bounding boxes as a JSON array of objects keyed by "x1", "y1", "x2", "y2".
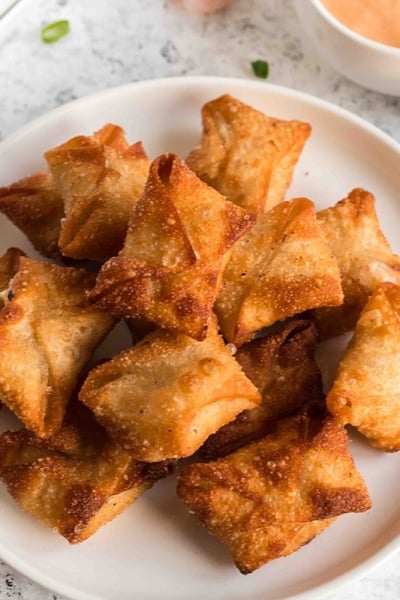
[
  {"x1": 90, "y1": 152, "x2": 255, "y2": 341},
  {"x1": 327, "y1": 282, "x2": 400, "y2": 451},
  {"x1": 186, "y1": 94, "x2": 311, "y2": 213},
  {"x1": 200, "y1": 319, "x2": 324, "y2": 459},
  {"x1": 0, "y1": 173, "x2": 64, "y2": 258},
  {"x1": 315, "y1": 188, "x2": 400, "y2": 339},
  {"x1": 178, "y1": 414, "x2": 371, "y2": 574},
  {"x1": 215, "y1": 198, "x2": 343, "y2": 346},
  {"x1": 0, "y1": 404, "x2": 172, "y2": 543},
  {"x1": 45, "y1": 124, "x2": 150, "y2": 262},
  {"x1": 79, "y1": 323, "x2": 261, "y2": 462},
  {"x1": 0, "y1": 257, "x2": 115, "y2": 438}
]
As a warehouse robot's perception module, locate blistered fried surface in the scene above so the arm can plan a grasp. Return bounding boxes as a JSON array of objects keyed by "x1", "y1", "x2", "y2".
[
  {"x1": 178, "y1": 414, "x2": 371, "y2": 573},
  {"x1": 79, "y1": 324, "x2": 261, "y2": 462},
  {"x1": 0, "y1": 257, "x2": 115, "y2": 438},
  {"x1": 90, "y1": 152, "x2": 255, "y2": 340},
  {"x1": 0, "y1": 97, "x2": 384, "y2": 563},
  {"x1": 0, "y1": 404, "x2": 172, "y2": 543},
  {"x1": 315, "y1": 188, "x2": 400, "y2": 339},
  {"x1": 45, "y1": 124, "x2": 150, "y2": 262},
  {"x1": 327, "y1": 282, "x2": 400, "y2": 451},
  {"x1": 0, "y1": 173, "x2": 64, "y2": 258},
  {"x1": 215, "y1": 198, "x2": 343, "y2": 346},
  {"x1": 0, "y1": 247, "x2": 25, "y2": 308},
  {"x1": 186, "y1": 94, "x2": 311, "y2": 213},
  {"x1": 200, "y1": 319, "x2": 324, "y2": 459}
]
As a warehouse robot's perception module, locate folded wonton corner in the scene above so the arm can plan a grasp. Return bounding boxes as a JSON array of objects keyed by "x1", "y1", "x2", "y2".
[
  {"x1": 327, "y1": 282, "x2": 400, "y2": 451},
  {"x1": 0, "y1": 173, "x2": 64, "y2": 259},
  {"x1": 200, "y1": 318, "x2": 324, "y2": 459},
  {"x1": 186, "y1": 94, "x2": 311, "y2": 214},
  {"x1": 315, "y1": 188, "x2": 400, "y2": 339},
  {"x1": 79, "y1": 323, "x2": 261, "y2": 462},
  {"x1": 45, "y1": 124, "x2": 151, "y2": 262},
  {"x1": 0, "y1": 403, "x2": 172, "y2": 543},
  {"x1": 178, "y1": 414, "x2": 371, "y2": 574},
  {"x1": 215, "y1": 197, "x2": 344, "y2": 346},
  {"x1": 90, "y1": 152, "x2": 256, "y2": 340},
  {"x1": 0, "y1": 256, "x2": 115, "y2": 438}
]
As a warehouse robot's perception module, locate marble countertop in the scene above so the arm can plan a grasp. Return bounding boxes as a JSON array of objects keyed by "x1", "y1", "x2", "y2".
[{"x1": 0, "y1": 0, "x2": 399, "y2": 599}]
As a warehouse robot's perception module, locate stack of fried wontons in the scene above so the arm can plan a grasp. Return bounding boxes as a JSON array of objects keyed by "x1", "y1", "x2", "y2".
[{"x1": 0, "y1": 93, "x2": 398, "y2": 574}]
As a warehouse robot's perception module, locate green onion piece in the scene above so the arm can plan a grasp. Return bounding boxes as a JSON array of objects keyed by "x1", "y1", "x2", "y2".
[
  {"x1": 251, "y1": 59, "x2": 269, "y2": 79},
  {"x1": 41, "y1": 19, "x2": 70, "y2": 44}
]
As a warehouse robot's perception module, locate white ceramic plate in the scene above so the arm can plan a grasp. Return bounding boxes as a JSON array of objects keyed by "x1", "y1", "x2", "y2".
[{"x1": 1, "y1": 76, "x2": 400, "y2": 600}]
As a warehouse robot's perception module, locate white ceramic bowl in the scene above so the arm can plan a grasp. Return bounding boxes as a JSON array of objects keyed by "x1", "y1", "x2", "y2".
[{"x1": 295, "y1": 0, "x2": 400, "y2": 96}]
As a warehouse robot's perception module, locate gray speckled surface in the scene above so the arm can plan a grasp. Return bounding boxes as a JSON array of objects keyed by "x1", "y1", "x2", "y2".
[
  {"x1": 1, "y1": 0, "x2": 399, "y2": 143},
  {"x1": 0, "y1": 0, "x2": 400, "y2": 599}
]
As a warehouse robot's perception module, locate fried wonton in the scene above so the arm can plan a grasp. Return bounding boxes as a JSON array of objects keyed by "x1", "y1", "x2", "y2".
[
  {"x1": 0, "y1": 173, "x2": 64, "y2": 258},
  {"x1": 178, "y1": 414, "x2": 371, "y2": 574},
  {"x1": 0, "y1": 256, "x2": 115, "y2": 438},
  {"x1": 92, "y1": 122, "x2": 131, "y2": 151},
  {"x1": 327, "y1": 282, "x2": 400, "y2": 451},
  {"x1": 186, "y1": 94, "x2": 311, "y2": 213},
  {"x1": 125, "y1": 317, "x2": 158, "y2": 344},
  {"x1": 215, "y1": 198, "x2": 343, "y2": 346},
  {"x1": 201, "y1": 319, "x2": 324, "y2": 459},
  {"x1": 79, "y1": 323, "x2": 261, "y2": 462},
  {"x1": 0, "y1": 247, "x2": 25, "y2": 308},
  {"x1": 0, "y1": 403, "x2": 172, "y2": 543},
  {"x1": 90, "y1": 152, "x2": 255, "y2": 340},
  {"x1": 315, "y1": 188, "x2": 400, "y2": 339},
  {"x1": 45, "y1": 124, "x2": 150, "y2": 262}
]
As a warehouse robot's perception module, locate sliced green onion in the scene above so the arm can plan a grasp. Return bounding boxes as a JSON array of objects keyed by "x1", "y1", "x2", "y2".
[
  {"x1": 251, "y1": 59, "x2": 269, "y2": 79},
  {"x1": 41, "y1": 19, "x2": 70, "y2": 44}
]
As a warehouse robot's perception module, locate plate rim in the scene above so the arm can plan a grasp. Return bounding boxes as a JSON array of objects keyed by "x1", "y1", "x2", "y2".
[{"x1": 1, "y1": 75, "x2": 399, "y2": 154}]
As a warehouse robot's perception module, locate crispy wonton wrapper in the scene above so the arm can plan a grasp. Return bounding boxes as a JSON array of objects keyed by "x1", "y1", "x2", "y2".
[
  {"x1": 79, "y1": 323, "x2": 261, "y2": 462},
  {"x1": 186, "y1": 94, "x2": 311, "y2": 213},
  {"x1": 0, "y1": 247, "x2": 25, "y2": 308},
  {"x1": 178, "y1": 414, "x2": 371, "y2": 574},
  {"x1": 90, "y1": 152, "x2": 255, "y2": 340},
  {"x1": 45, "y1": 124, "x2": 150, "y2": 262},
  {"x1": 0, "y1": 248, "x2": 25, "y2": 413},
  {"x1": 0, "y1": 403, "x2": 172, "y2": 543},
  {"x1": 215, "y1": 198, "x2": 343, "y2": 346},
  {"x1": 315, "y1": 188, "x2": 400, "y2": 339},
  {"x1": 0, "y1": 173, "x2": 64, "y2": 258},
  {"x1": 200, "y1": 319, "x2": 324, "y2": 459},
  {"x1": 327, "y1": 282, "x2": 400, "y2": 451},
  {"x1": 0, "y1": 257, "x2": 115, "y2": 438}
]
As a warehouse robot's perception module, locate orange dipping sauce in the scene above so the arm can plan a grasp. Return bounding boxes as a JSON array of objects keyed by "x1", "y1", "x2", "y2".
[{"x1": 321, "y1": 0, "x2": 400, "y2": 48}]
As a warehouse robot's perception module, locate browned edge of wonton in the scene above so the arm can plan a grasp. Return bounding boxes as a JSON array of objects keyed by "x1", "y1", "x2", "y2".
[
  {"x1": 178, "y1": 413, "x2": 371, "y2": 574},
  {"x1": 186, "y1": 93, "x2": 311, "y2": 214},
  {"x1": 200, "y1": 319, "x2": 324, "y2": 459}
]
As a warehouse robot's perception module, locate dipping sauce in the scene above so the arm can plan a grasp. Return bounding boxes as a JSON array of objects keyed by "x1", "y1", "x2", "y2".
[{"x1": 321, "y1": 0, "x2": 400, "y2": 47}]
